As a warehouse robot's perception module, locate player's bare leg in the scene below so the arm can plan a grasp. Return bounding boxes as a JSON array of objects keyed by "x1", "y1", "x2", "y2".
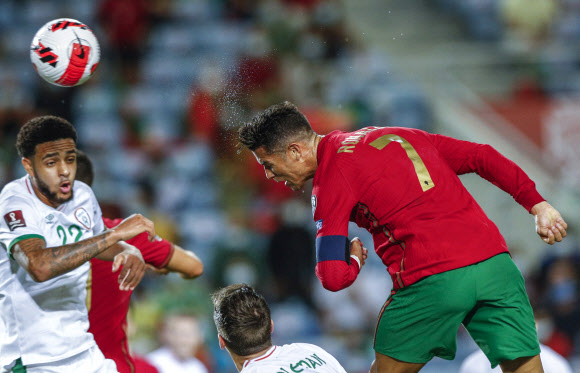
[
  {"x1": 370, "y1": 352, "x2": 425, "y2": 373},
  {"x1": 499, "y1": 354, "x2": 544, "y2": 373}
]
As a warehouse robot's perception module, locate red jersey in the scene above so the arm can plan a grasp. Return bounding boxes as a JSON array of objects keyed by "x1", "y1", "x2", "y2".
[
  {"x1": 88, "y1": 217, "x2": 174, "y2": 373},
  {"x1": 312, "y1": 127, "x2": 544, "y2": 291}
]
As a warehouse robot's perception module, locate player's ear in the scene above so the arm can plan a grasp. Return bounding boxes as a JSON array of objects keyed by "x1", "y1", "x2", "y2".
[
  {"x1": 271, "y1": 319, "x2": 274, "y2": 333},
  {"x1": 22, "y1": 158, "x2": 34, "y2": 177},
  {"x1": 287, "y1": 143, "x2": 301, "y2": 160},
  {"x1": 218, "y1": 334, "x2": 226, "y2": 349}
]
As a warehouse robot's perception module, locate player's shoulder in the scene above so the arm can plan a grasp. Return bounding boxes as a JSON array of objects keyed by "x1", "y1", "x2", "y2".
[
  {"x1": 280, "y1": 343, "x2": 345, "y2": 372},
  {"x1": 323, "y1": 126, "x2": 430, "y2": 151},
  {"x1": 381, "y1": 126, "x2": 428, "y2": 135},
  {"x1": 0, "y1": 177, "x2": 36, "y2": 208},
  {"x1": 71, "y1": 180, "x2": 99, "y2": 206},
  {"x1": 318, "y1": 130, "x2": 346, "y2": 153},
  {"x1": 1, "y1": 176, "x2": 29, "y2": 198},
  {"x1": 73, "y1": 180, "x2": 93, "y2": 196},
  {"x1": 371, "y1": 126, "x2": 433, "y2": 143},
  {"x1": 288, "y1": 342, "x2": 325, "y2": 351},
  {"x1": 281, "y1": 342, "x2": 331, "y2": 357}
]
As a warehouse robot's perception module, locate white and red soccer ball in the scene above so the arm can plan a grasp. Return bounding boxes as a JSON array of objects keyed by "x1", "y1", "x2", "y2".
[{"x1": 30, "y1": 18, "x2": 100, "y2": 87}]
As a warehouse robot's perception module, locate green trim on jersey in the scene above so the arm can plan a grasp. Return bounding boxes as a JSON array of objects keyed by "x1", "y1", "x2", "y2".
[
  {"x1": 12, "y1": 358, "x2": 27, "y2": 372},
  {"x1": 8, "y1": 234, "x2": 45, "y2": 258}
]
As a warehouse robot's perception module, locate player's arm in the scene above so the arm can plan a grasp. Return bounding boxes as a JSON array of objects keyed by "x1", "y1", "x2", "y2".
[
  {"x1": 430, "y1": 133, "x2": 544, "y2": 211},
  {"x1": 95, "y1": 241, "x2": 146, "y2": 291},
  {"x1": 313, "y1": 165, "x2": 363, "y2": 292},
  {"x1": 315, "y1": 236, "x2": 368, "y2": 292},
  {"x1": 430, "y1": 133, "x2": 567, "y2": 243},
  {"x1": 11, "y1": 214, "x2": 154, "y2": 283},
  {"x1": 120, "y1": 227, "x2": 204, "y2": 279},
  {"x1": 164, "y1": 244, "x2": 203, "y2": 279}
]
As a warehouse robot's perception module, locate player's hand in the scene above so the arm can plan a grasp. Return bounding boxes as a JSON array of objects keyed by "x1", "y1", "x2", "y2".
[
  {"x1": 112, "y1": 244, "x2": 145, "y2": 291},
  {"x1": 112, "y1": 214, "x2": 156, "y2": 242},
  {"x1": 350, "y1": 237, "x2": 368, "y2": 268},
  {"x1": 531, "y1": 201, "x2": 567, "y2": 245}
]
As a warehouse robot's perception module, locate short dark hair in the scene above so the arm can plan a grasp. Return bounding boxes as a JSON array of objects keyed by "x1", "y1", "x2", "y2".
[
  {"x1": 238, "y1": 101, "x2": 314, "y2": 154},
  {"x1": 212, "y1": 284, "x2": 272, "y2": 356},
  {"x1": 16, "y1": 116, "x2": 77, "y2": 158},
  {"x1": 75, "y1": 150, "x2": 94, "y2": 187}
]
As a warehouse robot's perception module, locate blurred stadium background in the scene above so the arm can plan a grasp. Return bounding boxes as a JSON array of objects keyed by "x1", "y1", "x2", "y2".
[{"x1": 1, "y1": 0, "x2": 579, "y2": 372}]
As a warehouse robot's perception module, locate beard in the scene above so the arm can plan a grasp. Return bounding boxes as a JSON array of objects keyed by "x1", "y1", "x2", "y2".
[{"x1": 34, "y1": 171, "x2": 73, "y2": 206}]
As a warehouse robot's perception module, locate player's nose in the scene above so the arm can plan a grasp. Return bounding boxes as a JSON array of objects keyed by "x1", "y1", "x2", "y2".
[{"x1": 59, "y1": 162, "x2": 71, "y2": 176}]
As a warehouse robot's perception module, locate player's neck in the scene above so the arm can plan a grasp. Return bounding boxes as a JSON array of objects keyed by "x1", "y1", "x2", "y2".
[
  {"x1": 231, "y1": 345, "x2": 274, "y2": 371},
  {"x1": 313, "y1": 134, "x2": 323, "y2": 158},
  {"x1": 310, "y1": 134, "x2": 324, "y2": 171}
]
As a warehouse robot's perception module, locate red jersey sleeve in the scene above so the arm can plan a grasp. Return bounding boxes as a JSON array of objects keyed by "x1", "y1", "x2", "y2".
[
  {"x1": 103, "y1": 217, "x2": 174, "y2": 268},
  {"x1": 127, "y1": 233, "x2": 174, "y2": 269},
  {"x1": 428, "y1": 133, "x2": 544, "y2": 212},
  {"x1": 312, "y1": 136, "x2": 360, "y2": 292}
]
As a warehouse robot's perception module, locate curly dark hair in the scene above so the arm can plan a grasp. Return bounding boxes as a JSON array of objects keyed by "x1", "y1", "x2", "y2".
[
  {"x1": 16, "y1": 116, "x2": 77, "y2": 158},
  {"x1": 212, "y1": 284, "x2": 272, "y2": 356},
  {"x1": 238, "y1": 101, "x2": 314, "y2": 154}
]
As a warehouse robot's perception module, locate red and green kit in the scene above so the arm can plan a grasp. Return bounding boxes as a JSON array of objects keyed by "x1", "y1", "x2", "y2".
[{"x1": 312, "y1": 127, "x2": 544, "y2": 291}]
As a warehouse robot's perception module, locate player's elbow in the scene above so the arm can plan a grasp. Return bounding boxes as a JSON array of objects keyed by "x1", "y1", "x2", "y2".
[
  {"x1": 316, "y1": 261, "x2": 354, "y2": 292},
  {"x1": 316, "y1": 268, "x2": 347, "y2": 292},
  {"x1": 320, "y1": 279, "x2": 345, "y2": 292},
  {"x1": 179, "y1": 261, "x2": 204, "y2": 279},
  {"x1": 26, "y1": 263, "x2": 53, "y2": 282}
]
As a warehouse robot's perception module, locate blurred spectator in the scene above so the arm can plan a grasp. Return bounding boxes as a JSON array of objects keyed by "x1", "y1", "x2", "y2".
[
  {"x1": 543, "y1": 257, "x2": 580, "y2": 348},
  {"x1": 146, "y1": 313, "x2": 210, "y2": 373},
  {"x1": 212, "y1": 248, "x2": 262, "y2": 290},
  {"x1": 233, "y1": 27, "x2": 283, "y2": 110},
  {"x1": 307, "y1": 0, "x2": 350, "y2": 61},
  {"x1": 312, "y1": 255, "x2": 391, "y2": 352},
  {"x1": 459, "y1": 343, "x2": 573, "y2": 373},
  {"x1": 186, "y1": 64, "x2": 227, "y2": 149},
  {"x1": 266, "y1": 198, "x2": 316, "y2": 306},
  {"x1": 188, "y1": 87, "x2": 220, "y2": 147},
  {"x1": 34, "y1": 81, "x2": 76, "y2": 121},
  {"x1": 535, "y1": 308, "x2": 574, "y2": 358},
  {"x1": 223, "y1": 0, "x2": 261, "y2": 21},
  {"x1": 97, "y1": 0, "x2": 151, "y2": 84},
  {"x1": 500, "y1": 0, "x2": 558, "y2": 54}
]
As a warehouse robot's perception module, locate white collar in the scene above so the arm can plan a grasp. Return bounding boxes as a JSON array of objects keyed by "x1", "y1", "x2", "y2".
[{"x1": 242, "y1": 345, "x2": 277, "y2": 369}]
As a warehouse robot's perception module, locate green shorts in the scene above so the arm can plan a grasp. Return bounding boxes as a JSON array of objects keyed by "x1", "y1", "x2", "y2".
[{"x1": 374, "y1": 253, "x2": 540, "y2": 368}]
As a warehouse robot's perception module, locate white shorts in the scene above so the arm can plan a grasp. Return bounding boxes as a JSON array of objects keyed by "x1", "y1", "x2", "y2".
[{"x1": 2, "y1": 345, "x2": 118, "y2": 373}]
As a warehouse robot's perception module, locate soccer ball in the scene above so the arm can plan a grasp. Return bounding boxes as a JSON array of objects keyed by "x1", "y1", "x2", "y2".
[{"x1": 30, "y1": 18, "x2": 100, "y2": 87}]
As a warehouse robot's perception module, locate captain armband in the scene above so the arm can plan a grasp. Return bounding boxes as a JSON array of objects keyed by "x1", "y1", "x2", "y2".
[{"x1": 316, "y1": 235, "x2": 350, "y2": 263}]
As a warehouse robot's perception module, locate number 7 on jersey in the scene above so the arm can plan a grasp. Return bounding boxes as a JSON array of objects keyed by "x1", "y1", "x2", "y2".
[{"x1": 370, "y1": 134, "x2": 435, "y2": 192}]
